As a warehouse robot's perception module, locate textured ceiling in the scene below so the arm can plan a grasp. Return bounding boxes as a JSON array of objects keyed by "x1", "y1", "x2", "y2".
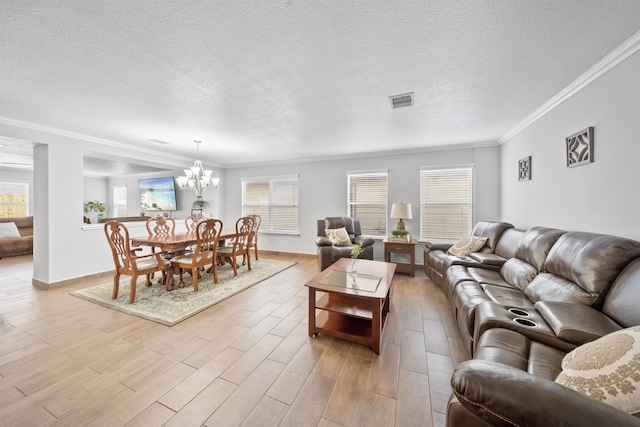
[{"x1": 1, "y1": 1, "x2": 640, "y2": 170}]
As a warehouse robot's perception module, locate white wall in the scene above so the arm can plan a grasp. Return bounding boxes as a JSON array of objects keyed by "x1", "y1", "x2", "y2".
[
  {"x1": 224, "y1": 145, "x2": 502, "y2": 264},
  {"x1": 500, "y1": 51, "x2": 640, "y2": 240},
  {"x1": 106, "y1": 169, "x2": 224, "y2": 219}
]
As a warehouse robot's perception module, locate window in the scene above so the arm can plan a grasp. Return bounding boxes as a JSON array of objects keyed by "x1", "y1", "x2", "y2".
[
  {"x1": 0, "y1": 181, "x2": 29, "y2": 217},
  {"x1": 242, "y1": 175, "x2": 299, "y2": 234},
  {"x1": 347, "y1": 171, "x2": 388, "y2": 237},
  {"x1": 113, "y1": 186, "x2": 127, "y2": 217},
  {"x1": 420, "y1": 167, "x2": 473, "y2": 240}
]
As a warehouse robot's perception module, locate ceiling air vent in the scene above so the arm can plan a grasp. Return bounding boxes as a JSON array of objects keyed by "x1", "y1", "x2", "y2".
[{"x1": 389, "y1": 92, "x2": 414, "y2": 109}]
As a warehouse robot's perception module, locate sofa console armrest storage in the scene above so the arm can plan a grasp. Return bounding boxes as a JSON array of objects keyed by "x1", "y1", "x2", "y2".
[{"x1": 536, "y1": 301, "x2": 622, "y2": 346}]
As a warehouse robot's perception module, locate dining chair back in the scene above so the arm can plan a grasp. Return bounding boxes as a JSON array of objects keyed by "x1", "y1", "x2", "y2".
[
  {"x1": 104, "y1": 221, "x2": 169, "y2": 304},
  {"x1": 247, "y1": 214, "x2": 262, "y2": 261},
  {"x1": 185, "y1": 215, "x2": 198, "y2": 232},
  {"x1": 218, "y1": 216, "x2": 254, "y2": 276},
  {"x1": 146, "y1": 216, "x2": 176, "y2": 238},
  {"x1": 170, "y1": 218, "x2": 223, "y2": 290}
]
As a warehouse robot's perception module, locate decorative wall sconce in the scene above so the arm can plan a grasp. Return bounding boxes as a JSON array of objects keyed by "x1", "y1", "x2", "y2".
[
  {"x1": 519, "y1": 156, "x2": 531, "y2": 181},
  {"x1": 566, "y1": 127, "x2": 594, "y2": 167}
]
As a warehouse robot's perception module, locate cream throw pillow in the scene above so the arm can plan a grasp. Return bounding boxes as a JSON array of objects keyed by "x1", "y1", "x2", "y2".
[
  {"x1": 555, "y1": 326, "x2": 640, "y2": 415},
  {"x1": 325, "y1": 227, "x2": 351, "y2": 246},
  {"x1": 0, "y1": 222, "x2": 21, "y2": 239},
  {"x1": 447, "y1": 235, "x2": 488, "y2": 257}
]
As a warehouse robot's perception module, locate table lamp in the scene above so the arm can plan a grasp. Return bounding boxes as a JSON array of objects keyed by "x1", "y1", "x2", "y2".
[{"x1": 390, "y1": 203, "x2": 412, "y2": 230}]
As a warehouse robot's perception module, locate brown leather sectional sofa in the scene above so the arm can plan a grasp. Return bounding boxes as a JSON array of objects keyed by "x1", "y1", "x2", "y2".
[
  {"x1": 0, "y1": 216, "x2": 33, "y2": 259},
  {"x1": 424, "y1": 221, "x2": 640, "y2": 426}
]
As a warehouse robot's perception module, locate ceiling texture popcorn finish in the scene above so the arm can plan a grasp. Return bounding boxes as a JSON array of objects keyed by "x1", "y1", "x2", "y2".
[{"x1": 1, "y1": 1, "x2": 640, "y2": 168}]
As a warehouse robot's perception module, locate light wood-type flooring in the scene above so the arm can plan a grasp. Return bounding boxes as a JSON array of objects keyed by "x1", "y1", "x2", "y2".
[{"x1": 0, "y1": 253, "x2": 469, "y2": 427}]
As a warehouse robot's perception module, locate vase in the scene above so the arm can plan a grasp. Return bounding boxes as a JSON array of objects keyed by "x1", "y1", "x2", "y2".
[{"x1": 351, "y1": 258, "x2": 358, "y2": 275}]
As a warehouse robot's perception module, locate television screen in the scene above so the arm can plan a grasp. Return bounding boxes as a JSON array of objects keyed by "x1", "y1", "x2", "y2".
[{"x1": 139, "y1": 176, "x2": 178, "y2": 211}]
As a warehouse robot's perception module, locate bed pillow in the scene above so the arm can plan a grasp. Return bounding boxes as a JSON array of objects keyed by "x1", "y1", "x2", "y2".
[
  {"x1": 447, "y1": 235, "x2": 488, "y2": 257},
  {"x1": 325, "y1": 227, "x2": 352, "y2": 246},
  {"x1": 555, "y1": 325, "x2": 640, "y2": 416},
  {"x1": 0, "y1": 222, "x2": 21, "y2": 239}
]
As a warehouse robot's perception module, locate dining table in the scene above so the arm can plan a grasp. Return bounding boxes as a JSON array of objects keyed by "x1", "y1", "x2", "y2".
[{"x1": 130, "y1": 228, "x2": 239, "y2": 290}]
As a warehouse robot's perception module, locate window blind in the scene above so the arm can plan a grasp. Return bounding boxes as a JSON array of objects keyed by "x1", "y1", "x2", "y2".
[
  {"x1": 347, "y1": 172, "x2": 388, "y2": 237},
  {"x1": 113, "y1": 186, "x2": 127, "y2": 217},
  {"x1": 242, "y1": 176, "x2": 299, "y2": 234},
  {"x1": 420, "y1": 167, "x2": 473, "y2": 240},
  {"x1": 0, "y1": 181, "x2": 29, "y2": 217}
]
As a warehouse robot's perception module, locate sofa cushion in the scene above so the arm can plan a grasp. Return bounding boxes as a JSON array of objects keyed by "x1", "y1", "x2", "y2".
[
  {"x1": 542, "y1": 232, "x2": 640, "y2": 309},
  {"x1": 325, "y1": 227, "x2": 351, "y2": 246},
  {"x1": 470, "y1": 221, "x2": 514, "y2": 253},
  {"x1": 448, "y1": 236, "x2": 487, "y2": 257},
  {"x1": 555, "y1": 326, "x2": 640, "y2": 416},
  {"x1": 0, "y1": 222, "x2": 21, "y2": 239},
  {"x1": 500, "y1": 258, "x2": 538, "y2": 291},
  {"x1": 601, "y1": 258, "x2": 640, "y2": 328},
  {"x1": 514, "y1": 227, "x2": 565, "y2": 271}
]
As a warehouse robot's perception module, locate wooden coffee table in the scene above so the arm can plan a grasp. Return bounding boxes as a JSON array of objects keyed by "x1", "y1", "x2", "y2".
[{"x1": 305, "y1": 258, "x2": 396, "y2": 354}]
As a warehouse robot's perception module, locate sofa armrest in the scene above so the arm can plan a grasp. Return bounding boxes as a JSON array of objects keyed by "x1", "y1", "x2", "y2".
[
  {"x1": 536, "y1": 301, "x2": 622, "y2": 346},
  {"x1": 315, "y1": 236, "x2": 332, "y2": 247},
  {"x1": 353, "y1": 235, "x2": 375, "y2": 247},
  {"x1": 451, "y1": 359, "x2": 640, "y2": 427},
  {"x1": 468, "y1": 252, "x2": 508, "y2": 267},
  {"x1": 425, "y1": 240, "x2": 453, "y2": 252}
]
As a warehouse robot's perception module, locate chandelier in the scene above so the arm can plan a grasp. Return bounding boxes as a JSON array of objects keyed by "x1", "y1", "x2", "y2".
[{"x1": 176, "y1": 140, "x2": 220, "y2": 199}]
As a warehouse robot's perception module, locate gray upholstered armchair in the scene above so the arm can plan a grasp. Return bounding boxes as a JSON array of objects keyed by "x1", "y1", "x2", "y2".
[{"x1": 315, "y1": 217, "x2": 375, "y2": 271}]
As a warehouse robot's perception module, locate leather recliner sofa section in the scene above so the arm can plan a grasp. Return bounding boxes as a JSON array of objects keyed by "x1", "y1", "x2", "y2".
[
  {"x1": 424, "y1": 221, "x2": 516, "y2": 288},
  {"x1": 423, "y1": 222, "x2": 640, "y2": 426}
]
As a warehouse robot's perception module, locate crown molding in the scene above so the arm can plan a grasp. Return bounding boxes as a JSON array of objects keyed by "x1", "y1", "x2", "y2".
[
  {"x1": 499, "y1": 30, "x2": 640, "y2": 143},
  {"x1": 225, "y1": 140, "x2": 500, "y2": 169}
]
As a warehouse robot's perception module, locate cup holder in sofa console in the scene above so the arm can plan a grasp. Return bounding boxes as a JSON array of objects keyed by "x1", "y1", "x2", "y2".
[
  {"x1": 513, "y1": 318, "x2": 537, "y2": 327},
  {"x1": 508, "y1": 308, "x2": 531, "y2": 317}
]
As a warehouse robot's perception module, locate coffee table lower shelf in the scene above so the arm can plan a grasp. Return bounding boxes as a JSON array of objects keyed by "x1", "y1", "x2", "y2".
[{"x1": 313, "y1": 310, "x2": 374, "y2": 347}]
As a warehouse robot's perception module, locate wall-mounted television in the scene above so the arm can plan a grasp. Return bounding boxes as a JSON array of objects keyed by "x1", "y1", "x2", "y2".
[{"x1": 138, "y1": 176, "x2": 177, "y2": 211}]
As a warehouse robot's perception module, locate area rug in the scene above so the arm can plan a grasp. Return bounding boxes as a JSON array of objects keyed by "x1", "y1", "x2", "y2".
[{"x1": 70, "y1": 259, "x2": 296, "y2": 326}]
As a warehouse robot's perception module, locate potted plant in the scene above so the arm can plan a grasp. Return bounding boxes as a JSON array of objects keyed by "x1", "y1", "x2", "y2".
[
  {"x1": 391, "y1": 229, "x2": 409, "y2": 237},
  {"x1": 84, "y1": 200, "x2": 106, "y2": 224}
]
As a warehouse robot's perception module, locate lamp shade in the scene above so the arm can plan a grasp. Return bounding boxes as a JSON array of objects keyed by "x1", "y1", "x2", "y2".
[{"x1": 390, "y1": 203, "x2": 412, "y2": 220}]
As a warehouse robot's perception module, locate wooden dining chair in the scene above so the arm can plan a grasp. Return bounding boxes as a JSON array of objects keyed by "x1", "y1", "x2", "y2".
[
  {"x1": 170, "y1": 218, "x2": 223, "y2": 291},
  {"x1": 146, "y1": 216, "x2": 176, "y2": 241},
  {"x1": 245, "y1": 214, "x2": 262, "y2": 263},
  {"x1": 185, "y1": 215, "x2": 198, "y2": 232},
  {"x1": 218, "y1": 216, "x2": 254, "y2": 277},
  {"x1": 104, "y1": 221, "x2": 169, "y2": 304}
]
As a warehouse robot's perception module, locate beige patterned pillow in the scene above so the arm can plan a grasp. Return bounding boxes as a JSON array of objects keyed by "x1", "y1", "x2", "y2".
[
  {"x1": 555, "y1": 326, "x2": 640, "y2": 415},
  {"x1": 325, "y1": 227, "x2": 351, "y2": 246},
  {"x1": 447, "y1": 236, "x2": 488, "y2": 257}
]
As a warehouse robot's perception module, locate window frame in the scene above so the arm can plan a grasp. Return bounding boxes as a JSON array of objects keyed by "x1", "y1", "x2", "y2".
[
  {"x1": 0, "y1": 180, "x2": 29, "y2": 217},
  {"x1": 241, "y1": 174, "x2": 299, "y2": 235},
  {"x1": 419, "y1": 165, "x2": 474, "y2": 241},
  {"x1": 112, "y1": 185, "x2": 127, "y2": 217},
  {"x1": 346, "y1": 170, "x2": 388, "y2": 238}
]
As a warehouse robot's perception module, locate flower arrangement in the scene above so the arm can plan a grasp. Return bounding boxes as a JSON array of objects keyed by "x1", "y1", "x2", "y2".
[{"x1": 391, "y1": 229, "x2": 409, "y2": 237}]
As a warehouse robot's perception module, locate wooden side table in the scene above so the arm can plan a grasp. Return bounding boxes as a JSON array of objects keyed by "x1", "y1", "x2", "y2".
[{"x1": 383, "y1": 237, "x2": 417, "y2": 276}]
